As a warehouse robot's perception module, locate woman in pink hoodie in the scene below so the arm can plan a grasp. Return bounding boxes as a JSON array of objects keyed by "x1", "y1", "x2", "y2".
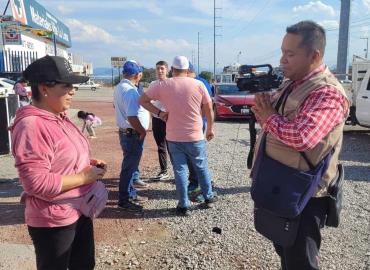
[{"x1": 11, "y1": 56, "x2": 107, "y2": 270}]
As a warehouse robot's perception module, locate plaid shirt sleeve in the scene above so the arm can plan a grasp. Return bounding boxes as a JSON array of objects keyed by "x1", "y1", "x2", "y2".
[{"x1": 263, "y1": 86, "x2": 348, "y2": 151}]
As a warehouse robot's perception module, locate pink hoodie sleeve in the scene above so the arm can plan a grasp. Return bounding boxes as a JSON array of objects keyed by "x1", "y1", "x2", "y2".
[{"x1": 12, "y1": 118, "x2": 63, "y2": 200}]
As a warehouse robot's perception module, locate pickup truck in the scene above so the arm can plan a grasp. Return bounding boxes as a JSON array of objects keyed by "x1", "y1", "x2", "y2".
[
  {"x1": 73, "y1": 81, "x2": 100, "y2": 91},
  {"x1": 345, "y1": 55, "x2": 370, "y2": 128}
]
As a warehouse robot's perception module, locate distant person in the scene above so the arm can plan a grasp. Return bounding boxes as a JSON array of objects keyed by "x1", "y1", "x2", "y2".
[
  {"x1": 151, "y1": 60, "x2": 170, "y2": 181},
  {"x1": 11, "y1": 55, "x2": 107, "y2": 270},
  {"x1": 113, "y1": 60, "x2": 150, "y2": 212},
  {"x1": 77, "y1": 110, "x2": 102, "y2": 139},
  {"x1": 210, "y1": 78, "x2": 216, "y2": 96},
  {"x1": 14, "y1": 78, "x2": 30, "y2": 107},
  {"x1": 140, "y1": 56, "x2": 217, "y2": 216},
  {"x1": 251, "y1": 21, "x2": 349, "y2": 269}
]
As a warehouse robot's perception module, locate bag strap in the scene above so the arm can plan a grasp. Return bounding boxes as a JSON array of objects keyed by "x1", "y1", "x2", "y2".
[
  {"x1": 274, "y1": 82, "x2": 325, "y2": 171},
  {"x1": 299, "y1": 151, "x2": 315, "y2": 170},
  {"x1": 274, "y1": 82, "x2": 294, "y2": 114}
]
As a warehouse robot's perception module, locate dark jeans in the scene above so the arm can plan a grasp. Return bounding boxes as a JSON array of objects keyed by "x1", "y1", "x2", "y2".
[
  {"x1": 273, "y1": 197, "x2": 328, "y2": 270},
  {"x1": 152, "y1": 117, "x2": 168, "y2": 173},
  {"x1": 28, "y1": 215, "x2": 95, "y2": 270},
  {"x1": 118, "y1": 130, "x2": 144, "y2": 203}
]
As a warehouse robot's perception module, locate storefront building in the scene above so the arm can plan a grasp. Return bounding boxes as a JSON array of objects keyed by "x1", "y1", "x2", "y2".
[{"x1": 0, "y1": 0, "x2": 91, "y2": 80}]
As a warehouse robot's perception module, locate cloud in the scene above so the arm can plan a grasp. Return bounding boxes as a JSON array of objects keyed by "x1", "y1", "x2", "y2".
[
  {"x1": 127, "y1": 19, "x2": 148, "y2": 33},
  {"x1": 293, "y1": 1, "x2": 335, "y2": 17},
  {"x1": 169, "y1": 16, "x2": 212, "y2": 26},
  {"x1": 57, "y1": 5, "x2": 74, "y2": 15},
  {"x1": 51, "y1": 0, "x2": 163, "y2": 16},
  {"x1": 364, "y1": 0, "x2": 370, "y2": 11},
  {"x1": 359, "y1": 26, "x2": 370, "y2": 36},
  {"x1": 126, "y1": 38, "x2": 191, "y2": 52},
  {"x1": 66, "y1": 19, "x2": 116, "y2": 44},
  {"x1": 190, "y1": 0, "x2": 264, "y2": 21},
  {"x1": 319, "y1": 20, "x2": 339, "y2": 30}
]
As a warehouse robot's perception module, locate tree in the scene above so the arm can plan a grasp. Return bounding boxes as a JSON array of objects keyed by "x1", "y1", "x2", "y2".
[
  {"x1": 141, "y1": 68, "x2": 156, "y2": 83},
  {"x1": 199, "y1": 71, "x2": 213, "y2": 83}
]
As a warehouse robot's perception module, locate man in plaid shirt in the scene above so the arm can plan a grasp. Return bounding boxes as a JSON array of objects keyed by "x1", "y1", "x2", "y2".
[{"x1": 252, "y1": 21, "x2": 349, "y2": 270}]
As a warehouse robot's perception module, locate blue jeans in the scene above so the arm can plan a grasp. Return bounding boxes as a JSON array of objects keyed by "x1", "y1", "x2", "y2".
[
  {"x1": 167, "y1": 140, "x2": 214, "y2": 208},
  {"x1": 118, "y1": 131, "x2": 144, "y2": 203}
]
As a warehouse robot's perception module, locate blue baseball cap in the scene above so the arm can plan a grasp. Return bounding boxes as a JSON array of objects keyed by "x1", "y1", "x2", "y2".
[
  {"x1": 123, "y1": 60, "x2": 143, "y2": 75},
  {"x1": 188, "y1": 62, "x2": 195, "y2": 73}
]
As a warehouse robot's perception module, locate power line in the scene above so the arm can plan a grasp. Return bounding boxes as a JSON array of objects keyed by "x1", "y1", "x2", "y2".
[
  {"x1": 230, "y1": 0, "x2": 274, "y2": 39},
  {"x1": 248, "y1": 48, "x2": 280, "y2": 63}
]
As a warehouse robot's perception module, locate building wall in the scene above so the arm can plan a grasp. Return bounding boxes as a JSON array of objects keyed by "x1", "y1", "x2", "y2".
[{"x1": 0, "y1": 31, "x2": 69, "y2": 75}]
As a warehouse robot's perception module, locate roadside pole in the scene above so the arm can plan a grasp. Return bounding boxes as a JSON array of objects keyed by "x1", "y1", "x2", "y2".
[
  {"x1": 111, "y1": 67, "x2": 114, "y2": 88},
  {"x1": 53, "y1": 32, "x2": 57, "y2": 56}
]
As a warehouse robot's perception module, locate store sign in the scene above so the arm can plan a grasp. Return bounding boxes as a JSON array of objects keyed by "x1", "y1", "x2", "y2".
[
  {"x1": 1, "y1": 21, "x2": 22, "y2": 45},
  {"x1": 22, "y1": 40, "x2": 34, "y2": 49},
  {"x1": 10, "y1": 0, "x2": 71, "y2": 47},
  {"x1": 111, "y1": 57, "x2": 126, "y2": 68}
]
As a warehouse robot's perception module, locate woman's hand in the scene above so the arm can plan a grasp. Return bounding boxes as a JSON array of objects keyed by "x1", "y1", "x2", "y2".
[
  {"x1": 81, "y1": 165, "x2": 106, "y2": 184},
  {"x1": 61, "y1": 163, "x2": 107, "y2": 192},
  {"x1": 90, "y1": 159, "x2": 108, "y2": 170}
]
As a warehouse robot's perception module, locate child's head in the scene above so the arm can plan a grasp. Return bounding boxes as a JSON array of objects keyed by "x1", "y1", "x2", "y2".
[{"x1": 77, "y1": 110, "x2": 88, "y2": 119}]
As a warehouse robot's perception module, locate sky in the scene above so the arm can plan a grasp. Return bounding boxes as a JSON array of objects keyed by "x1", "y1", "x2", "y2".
[{"x1": 1, "y1": 0, "x2": 370, "y2": 71}]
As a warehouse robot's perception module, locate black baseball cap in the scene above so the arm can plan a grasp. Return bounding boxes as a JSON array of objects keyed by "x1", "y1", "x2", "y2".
[{"x1": 23, "y1": 55, "x2": 89, "y2": 84}]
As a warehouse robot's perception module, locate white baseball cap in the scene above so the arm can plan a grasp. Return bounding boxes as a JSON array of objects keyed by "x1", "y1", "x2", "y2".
[{"x1": 172, "y1": 56, "x2": 189, "y2": 70}]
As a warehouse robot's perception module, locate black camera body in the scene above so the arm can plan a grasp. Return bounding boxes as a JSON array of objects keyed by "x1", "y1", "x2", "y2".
[{"x1": 236, "y1": 64, "x2": 283, "y2": 93}]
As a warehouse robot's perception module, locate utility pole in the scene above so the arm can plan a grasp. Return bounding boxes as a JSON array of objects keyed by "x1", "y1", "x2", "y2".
[
  {"x1": 336, "y1": 0, "x2": 351, "y2": 80},
  {"x1": 53, "y1": 32, "x2": 57, "y2": 56},
  {"x1": 213, "y1": 0, "x2": 222, "y2": 78},
  {"x1": 197, "y1": 32, "x2": 200, "y2": 75},
  {"x1": 213, "y1": 0, "x2": 216, "y2": 78},
  {"x1": 237, "y1": 51, "x2": 241, "y2": 63},
  {"x1": 360, "y1": 37, "x2": 368, "y2": 58}
]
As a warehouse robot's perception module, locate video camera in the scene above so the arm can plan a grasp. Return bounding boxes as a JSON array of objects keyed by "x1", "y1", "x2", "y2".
[{"x1": 236, "y1": 64, "x2": 283, "y2": 93}]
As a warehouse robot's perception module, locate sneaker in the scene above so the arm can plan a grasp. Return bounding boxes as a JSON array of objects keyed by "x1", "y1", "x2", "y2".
[
  {"x1": 153, "y1": 171, "x2": 169, "y2": 181},
  {"x1": 194, "y1": 194, "x2": 205, "y2": 203},
  {"x1": 130, "y1": 195, "x2": 148, "y2": 205},
  {"x1": 118, "y1": 201, "x2": 143, "y2": 212},
  {"x1": 204, "y1": 196, "x2": 218, "y2": 208},
  {"x1": 175, "y1": 206, "x2": 189, "y2": 217},
  {"x1": 188, "y1": 186, "x2": 201, "y2": 195},
  {"x1": 132, "y1": 179, "x2": 149, "y2": 189}
]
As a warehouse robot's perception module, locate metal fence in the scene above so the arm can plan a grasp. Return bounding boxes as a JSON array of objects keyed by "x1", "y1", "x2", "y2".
[{"x1": 0, "y1": 50, "x2": 38, "y2": 73}]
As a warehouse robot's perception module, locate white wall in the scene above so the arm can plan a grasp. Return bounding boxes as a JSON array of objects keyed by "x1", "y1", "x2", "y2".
[{"x1": 3, "y1": 31, "x2": 68, "y2": 58}]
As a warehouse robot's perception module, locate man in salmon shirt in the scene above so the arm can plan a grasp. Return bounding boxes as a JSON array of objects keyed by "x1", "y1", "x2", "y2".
[{"x1": 139, "y1": 56, "x2": 217, "y2": 216}]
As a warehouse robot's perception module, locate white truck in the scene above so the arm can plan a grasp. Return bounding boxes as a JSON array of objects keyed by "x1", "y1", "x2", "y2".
[{"x1": 345, "y1": 55, "x2": 370, "y2": 128}]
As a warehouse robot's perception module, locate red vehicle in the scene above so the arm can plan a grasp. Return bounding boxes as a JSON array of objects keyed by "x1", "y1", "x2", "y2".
[{"x1": 212, "y1": 83, "x2": 255, "y2": 120}]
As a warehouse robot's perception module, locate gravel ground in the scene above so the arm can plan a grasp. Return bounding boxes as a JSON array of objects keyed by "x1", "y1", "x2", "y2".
[
  {"x1": 95, "y1": 121, "x2": 370, "y2": 270},
  {"x1": 1, "y1": 89, "x2": 369, "y2": 269}
]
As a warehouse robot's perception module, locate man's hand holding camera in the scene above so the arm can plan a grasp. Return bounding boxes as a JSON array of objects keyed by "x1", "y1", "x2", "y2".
[{"x1": 251, "y1": 93, "x2": 278, "y2": 127}]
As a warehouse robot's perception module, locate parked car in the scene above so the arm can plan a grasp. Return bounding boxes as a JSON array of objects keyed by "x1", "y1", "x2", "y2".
[
  {"x1": 212, "y1": 83, "x2": 255, "y2": 120},
  {"x1": 73, "y1": 80, "x2": 100, "y2": 91},
  {"x1": 0, "y1": 78, "x2": 31, "y2": 96}
]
